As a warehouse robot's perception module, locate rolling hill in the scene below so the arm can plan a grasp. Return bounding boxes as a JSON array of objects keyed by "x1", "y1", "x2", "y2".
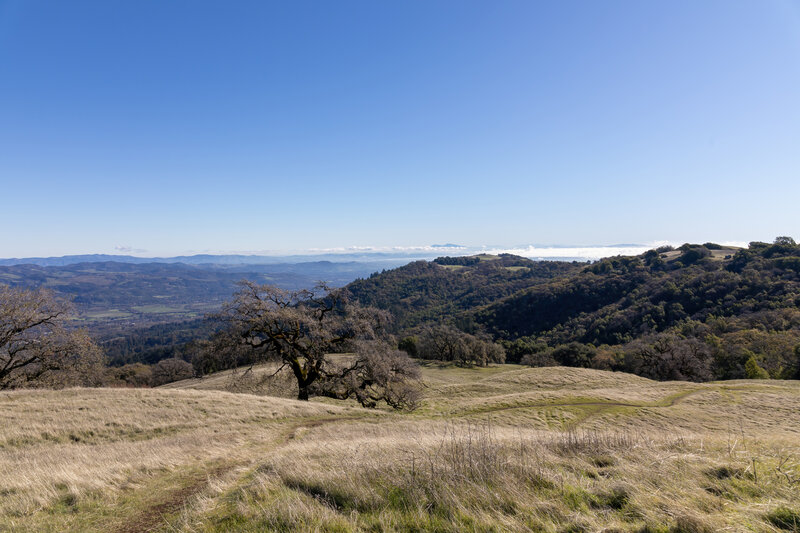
[{"x1": 1, "y1": 365, "x2": 798, "y2": 532}]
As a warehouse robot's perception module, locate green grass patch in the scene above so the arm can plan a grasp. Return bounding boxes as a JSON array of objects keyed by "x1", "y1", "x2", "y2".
[
  {"x1": 83, "y1": 309, "x2": 132, "y2": 319},
  {"x1": 132, "y1": 304, "x2": 187, "y2": 314},
  {"x1": 766, "y1": 507, "x2": 800, "y2": 531}
]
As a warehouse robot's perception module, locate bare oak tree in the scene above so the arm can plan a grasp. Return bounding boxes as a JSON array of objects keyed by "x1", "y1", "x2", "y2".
[
  {"x1": 212, "y1": 281, "x2": 420, "y2": 407},
  {"x1": 312, "y1": 341, "x2": 421, "y2": 410},
  {"x1": 0, "y1": 285, "x2": 104, "y2": 389},
  {"x1": 417, "y1": 325, "x2": 506, "y2": 367}
]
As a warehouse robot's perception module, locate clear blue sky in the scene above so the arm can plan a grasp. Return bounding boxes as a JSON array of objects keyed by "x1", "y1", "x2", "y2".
[{"x1": 1, "y1": 0, "x2": 799, "y2": 257}]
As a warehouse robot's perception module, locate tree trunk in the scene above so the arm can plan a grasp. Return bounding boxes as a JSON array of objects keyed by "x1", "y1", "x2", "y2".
[{"x1": 298, "y1": 387, "x2": 309, "y2": 401}]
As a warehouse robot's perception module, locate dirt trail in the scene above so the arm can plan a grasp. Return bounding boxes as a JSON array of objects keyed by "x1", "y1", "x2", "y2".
[
  {"x1": 111, "y1": 414, "x2": 370, "y2": 533},
  {"x1": 458, "y1": 386, "x2": 709, "y2": 420},
  {"x1": 283, "y1": 414, "x2": 370, "y2": 443},
  {"x1": 113, "y1": 464, "x2": 232, "y2": 533}
]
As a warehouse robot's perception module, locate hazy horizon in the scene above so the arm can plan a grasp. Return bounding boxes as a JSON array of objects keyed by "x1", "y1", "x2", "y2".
[{"x1": 0, "y1": 240, "x2": 755, "y2": 263}]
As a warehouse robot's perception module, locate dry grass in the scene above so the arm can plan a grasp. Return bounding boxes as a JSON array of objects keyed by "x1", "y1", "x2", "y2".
[
  {"x1": 162, "y1": 362, "x2": 299, "y2": 397},
  {"x1": 0, "y1": 387, "x2": 364, "y2": 526},
  {"x1": 188, "y1": 420, "x2": 800, "y2": 532},
  {"x1": 1, "y1": 365, "x2": 799, "y2": 532}
]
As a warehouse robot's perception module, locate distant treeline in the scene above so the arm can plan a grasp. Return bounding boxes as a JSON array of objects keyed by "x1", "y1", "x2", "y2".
[
  {"x1": 433, "y1": 256, "x2": 481, "y2": 266},
  {"x1": 101, "y1": 318, "x2": 213, "y2": 366}
]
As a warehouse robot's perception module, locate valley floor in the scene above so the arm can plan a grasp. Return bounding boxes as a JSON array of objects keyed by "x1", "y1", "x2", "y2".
[{"x1": 1, "y1": 365, "x2": 799, "y2": 532}]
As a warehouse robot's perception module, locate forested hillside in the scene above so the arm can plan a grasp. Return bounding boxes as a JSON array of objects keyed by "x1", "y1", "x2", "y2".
[
  {"x1": 477, "y1": 240, "x2": 800, "y2": 344},
  {"x1": 345, "y1": 254, "x2": 580, "y2": 331},
  {"x1": 347, "y1": 239, "x2": 800, "y2": 382},
  {"x1": 101, "y1": 319, "x2": 212, "y2": 366}
]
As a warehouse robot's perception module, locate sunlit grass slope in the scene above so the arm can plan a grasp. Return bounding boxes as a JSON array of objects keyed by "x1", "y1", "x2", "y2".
[{"x1": 1, "y1": 365, "x2": 799, "y2": 532}]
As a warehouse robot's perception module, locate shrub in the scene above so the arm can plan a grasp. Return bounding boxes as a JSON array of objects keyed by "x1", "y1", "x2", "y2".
[
  {"x1": 744, "y1": 355, "x2": 770, "y2": 379},
  {"x1": 550, "y1": 342, "x2": 596, "y2": 368},
  {"x1": 398, "y1": 336, "x2": 418, "y2": 357},
  {"x1": 151, "y1": 358, "x2": 194, "y2": 386},
  {"x1": 521, "y1": 350, "x2": 558, "y2": 367},
  {"x1": 677, "y1": 247, "x2": 711, "y2": 265}
]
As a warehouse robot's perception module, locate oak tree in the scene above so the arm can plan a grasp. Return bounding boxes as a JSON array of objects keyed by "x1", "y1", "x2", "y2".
[
  {"x1": 212, "y1": 281, "x2": 419, "y2": 407},
  {"x1": 0, "y1": 285, "x2": 103, "y2": 389}
]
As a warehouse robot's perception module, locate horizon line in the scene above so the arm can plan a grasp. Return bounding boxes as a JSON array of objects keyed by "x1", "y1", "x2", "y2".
[{"x1": 0, "y1": 241, "x2": 752, "y2": 262}]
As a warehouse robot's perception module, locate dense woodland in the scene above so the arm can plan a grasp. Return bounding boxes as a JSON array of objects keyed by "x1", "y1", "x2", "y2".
[
  {"x1": 101, "y1": 319, "x2": 212, "y2": 366},
  {"x1": 344, "y1": 255, "x2": 580, "y2": 331}
]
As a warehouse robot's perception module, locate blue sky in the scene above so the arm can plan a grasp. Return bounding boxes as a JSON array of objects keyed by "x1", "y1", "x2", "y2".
[{"x1": 1, "y1": 1, "x2": 799, "y2": 257}]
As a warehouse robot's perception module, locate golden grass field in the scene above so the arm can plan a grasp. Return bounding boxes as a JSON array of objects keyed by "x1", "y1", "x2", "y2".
[{"x1": 1, "y1": 363, "x2": 799, "y2": 532}]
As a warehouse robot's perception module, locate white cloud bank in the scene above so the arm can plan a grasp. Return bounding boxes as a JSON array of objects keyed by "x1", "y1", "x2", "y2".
[
  {"x1": 485, "y1": 241, "x2": 748, "y2": 260},
  {"x1": 488, "y1": 245, "x2": 655, "y2": 260},
  {"x1": 114, "y1": 245, "x2": 148, "y2": 254},
  {"x1": 170, "y1": 241, "x2": 750, "y2": 262}
]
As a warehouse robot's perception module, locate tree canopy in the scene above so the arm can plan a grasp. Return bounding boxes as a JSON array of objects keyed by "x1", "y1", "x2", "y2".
[
  {"x1": 0, "y1": 285, "x2": 103, "y2": 389},
  {"x1": 209, "y1": 281, "x2": 419, "y2": 407}
]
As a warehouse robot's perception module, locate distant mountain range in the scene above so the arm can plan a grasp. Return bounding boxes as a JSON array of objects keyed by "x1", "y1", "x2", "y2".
[
  {"x1": 0, "y1": 243, "x2": 659, "y2": 267},
  {"x1": 0, "y1": 253, "x2": 416, "y2": 267}
]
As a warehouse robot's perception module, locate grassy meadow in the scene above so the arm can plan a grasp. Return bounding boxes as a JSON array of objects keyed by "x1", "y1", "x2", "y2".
[{"x1": 1, "y1": 364, "x2": 799, "y2": 532}]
